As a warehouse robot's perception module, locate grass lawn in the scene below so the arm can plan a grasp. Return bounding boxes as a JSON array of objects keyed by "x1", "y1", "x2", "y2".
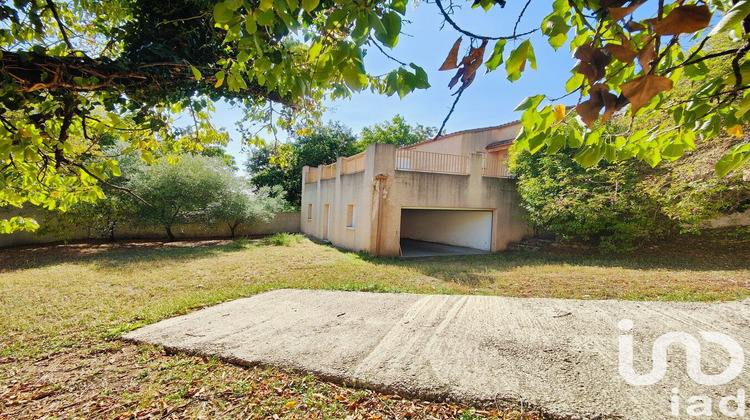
[{"x1": 1, "y1": 231, "x2": 748, "y2": 419}]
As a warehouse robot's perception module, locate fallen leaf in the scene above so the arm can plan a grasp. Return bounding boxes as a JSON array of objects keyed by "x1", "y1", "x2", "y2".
[
  {"x1": 652, "y1": 4, "x2": 712, "y2": 35},
  {"x1": 284, "y1": 400, "x2": 298, "y2": 408},
  {"x1": 620, "y1": 74, "x2": 673, "y2": 114},
  {"x1": 554, "y1": 104, "x2": 567, "y2": 122},
  {"x1": 727, "y1": 125, "x2": 744, "y2": 138},
  {"x1": 439, "y1": 37, "x2": 462, "y2": 71},
  {"x1": 604, "y1": 33, "x2": 638, "y2": 63},
  {"x1": 574, "y1": 44, "x2": 611, "y2": 83}
]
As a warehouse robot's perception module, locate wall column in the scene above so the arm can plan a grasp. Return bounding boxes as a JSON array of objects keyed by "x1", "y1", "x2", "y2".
[{"x1": 365, "y1": 144, "x2": 399, "y2": 257}]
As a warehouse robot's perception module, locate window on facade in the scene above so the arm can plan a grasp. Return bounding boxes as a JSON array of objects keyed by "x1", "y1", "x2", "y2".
[
  {"x1": 346, "y1": 205, "x2": 355, "y2": 229},
  {"x1": 307, "y1": 204, "x2": 312, "y2": 220}
]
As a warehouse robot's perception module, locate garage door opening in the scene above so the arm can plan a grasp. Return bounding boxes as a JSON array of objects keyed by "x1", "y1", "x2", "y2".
[{"x1": 399, "y1": 208, "x2": 492, "y2": 257}]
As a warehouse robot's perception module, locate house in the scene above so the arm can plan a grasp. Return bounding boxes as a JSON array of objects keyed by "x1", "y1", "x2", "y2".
[{"x1": 300, "y1": 121, "x2": 530, "y2": 257}]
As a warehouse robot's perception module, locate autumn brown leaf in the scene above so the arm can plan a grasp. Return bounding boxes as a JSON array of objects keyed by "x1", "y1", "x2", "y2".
[
  {"x1": 609, "y1": 1, "x2": 644, "y2": 21},
  {"x1": 574, "y1": 45, "x2": 612, "y2": 84},
  {"x1": 604, "y1": 34, "x2": 638, "y2": 63},
  {"x1": 448, "y1": 39, "x2": 487, "y2": 91},
  {"x1": 620, "y1": 74, "x2": 673, "y2": 114},
  {"x1": 624, "y1": 20, "x2": 646, "y2": 32},
  {"x1": 637, "y1": 39, "x2": 656, "y2": 73},
  {"x1": 439, "y1": 37, "x2": 463, "y2": 71},
  {"x1": 652, "y1": 4, "x2": 712, "y2": 35},
  {"x1": 576, "y1": 84, "x2": 619, "y2": 127}
]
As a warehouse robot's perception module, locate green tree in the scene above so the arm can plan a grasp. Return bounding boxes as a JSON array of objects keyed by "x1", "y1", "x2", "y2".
[
  {"x1": 211, "y1": 182, "x2": 287, "y2": 238},
  {"x1": 130, "y1": 155, "x2": 230, "y2": 240},
  {"x1": 3, "y1": 0, "x2": 750, "y2": 232},
  {"x1": 247, "y1": 121, "x2": 360, "y2": 207},
  {"x1": 360, "y1": 115, "x2": 436, "y2": 148},
  {"x1": 510, "y1": 148, "x2": 675, "y2": 252}
]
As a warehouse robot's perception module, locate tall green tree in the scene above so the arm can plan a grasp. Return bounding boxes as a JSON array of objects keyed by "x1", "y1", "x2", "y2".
[
  {"x1": 129, "y1": 155, "x2": 230, "y2": 240},
  {"x1": 360, "y1": 115, "x2": 437, "y2": 148},
  {"x1": 247, "y1": 121, "x2": 360, "y2": 207}
]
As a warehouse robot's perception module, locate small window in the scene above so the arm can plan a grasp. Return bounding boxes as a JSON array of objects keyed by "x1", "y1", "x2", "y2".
[
  {"x1": 307, "y1": 204, "x2": 313, "y2": 221},
  {"x1": 346, "y1": 205, "x2": 355, "y2": 229}
]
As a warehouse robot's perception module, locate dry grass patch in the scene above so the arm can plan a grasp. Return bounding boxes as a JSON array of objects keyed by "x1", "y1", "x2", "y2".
[{"x1": 0, "y1": 231, "x2": 748, "y2": 419}]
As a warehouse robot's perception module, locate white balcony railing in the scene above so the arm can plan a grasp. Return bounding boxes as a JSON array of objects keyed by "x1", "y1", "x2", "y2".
[
  {"x1": 395, "y1": 149, "x2": 469, "y2": 175},
  {"x1": 482, "y1": 157, "x2": 511, "y2": 178}
]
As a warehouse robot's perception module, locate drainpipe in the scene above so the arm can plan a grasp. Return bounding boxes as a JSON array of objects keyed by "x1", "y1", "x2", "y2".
[{"x1": 374, "y1": 174, "x2": 388, "y2": 256}]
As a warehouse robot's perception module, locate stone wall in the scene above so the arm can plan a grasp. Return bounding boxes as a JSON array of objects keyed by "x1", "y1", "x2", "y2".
[{"x1": 0, "y1": 209, "x2": 300, "y2": 248}]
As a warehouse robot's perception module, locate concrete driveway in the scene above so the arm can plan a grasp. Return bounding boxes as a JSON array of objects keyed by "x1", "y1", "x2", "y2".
[{"x1": 125, "y1": 289, "x2": 750, "y2": 419}]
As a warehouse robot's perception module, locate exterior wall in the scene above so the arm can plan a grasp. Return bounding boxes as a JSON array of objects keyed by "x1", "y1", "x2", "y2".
[
  {"x1": 300, "y1": 143, "x2": 530, "y2": 257},
  {"x1": 300, "y1": 151, "x2": 379, "y2": 253},
  {"x1": 0, "y1": 209, "x2": 300, "y2": 248},
  {"x1": 405, "y1": 122, "x2": 521, "y2": 156}
]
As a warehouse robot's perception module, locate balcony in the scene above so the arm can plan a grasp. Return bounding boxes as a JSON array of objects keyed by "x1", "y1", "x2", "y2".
[{"x1": 303, "y1": 147, "x2": 512, "y2": 184}]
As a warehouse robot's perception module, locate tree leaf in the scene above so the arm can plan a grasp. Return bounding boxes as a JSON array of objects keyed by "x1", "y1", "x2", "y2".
[
  {"x1": 553, "y1": 104, "x2": 566, "y2": 122},
  {"x1": 485, "y1": 39, "x2": 506, "y2": 71},
  {"x1": 214, "y1": 70, "x2": 226, "y2": 88},
  {"x1": 574, "y1": 44, "x2": 611, "y2": 83},
  {"x1": 576, "y1": 84, "x2": 620, "y2": 127},
  {"x1": 727, "y1": 125, "x2": 744, "y2": 138},
  {"x1": 637, "y1": 39, "x2": 656, "y2": 73},
  {"x1": 609, "y1": 2, "x2": 643, "y2": 22},
  {"x1": 190, "y1": 65, "x2": 202, "y2": 81},
  {"x1": 604, "y1": 34, "x2": 637, "y2": 63},
  {"x1": 301, "y1": 0, "x2": 320, "y2": 13},
  {"x1": 506, "y1": 40, "x2": 535, "y2": 82},
  {"x1": 390, "y1": 0, "x2": 407, "y2": 15},
  {"x1": 439, "y1": 37, "x2": 462, "y2": 71},
  {"x1": 652, "y1": 4, "x2": 712, "y2": 35},
  {"x1": 710, "y1": 0, "x2": 750, "y2": 36},
  {"x1": 375, "y1": 11, "x2": 401, "y2": 48},
  {"x1": 213, "y1": 2, "x2": 234, "y2": 24},
  {"x1": 620, "y1": 75, "x2": 673, "y2": 114},
  {"x1": 245, "y1": 14, "x2": 257, "y2": 34}
]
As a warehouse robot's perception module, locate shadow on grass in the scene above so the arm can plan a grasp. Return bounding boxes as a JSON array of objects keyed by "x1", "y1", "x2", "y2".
[
  {"x1": 0, "y1": 238, "x2": 256, "y2": 273},
  {"x1": 361, "y1": 229, "x2": 750, "y2": 288}
]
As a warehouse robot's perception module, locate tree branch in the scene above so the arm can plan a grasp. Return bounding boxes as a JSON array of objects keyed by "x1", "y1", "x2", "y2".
[
  {"x1": 368, "y1": 36, "x2": 407, "y2": 66},
  {"x1": 513, "y1": 0, "x2": 532, "y2": 38},
  {"x1": 435, "y1": 88, "x2": 464, "y2": 139},
  {"x1": 45, "y1": 0, "x2": 73, "y2": 50},
  {"x1": 71, "y1": 162, "x2": 153, "y2": 208},
  {"x1": 434, "y1": 0, "x2": 537, "y2": 40}
]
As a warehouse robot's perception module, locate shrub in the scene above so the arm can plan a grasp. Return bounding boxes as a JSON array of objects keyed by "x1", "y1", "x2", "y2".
[{"x1": 262, "y1": 233, "x2": 303, "y2": 246}]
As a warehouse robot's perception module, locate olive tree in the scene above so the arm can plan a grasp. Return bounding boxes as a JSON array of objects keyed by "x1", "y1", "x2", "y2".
[
  {"x1": 210, "y1": 182, "x2": 287, "y2": 238},
  {"x1": 130, "y1": 155, "x2": 229, "y2": 240}
]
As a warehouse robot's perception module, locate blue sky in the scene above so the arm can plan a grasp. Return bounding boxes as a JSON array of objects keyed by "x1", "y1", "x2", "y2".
[{"x1": 212, "y1": 1, "x2": 580, "y2": 168}]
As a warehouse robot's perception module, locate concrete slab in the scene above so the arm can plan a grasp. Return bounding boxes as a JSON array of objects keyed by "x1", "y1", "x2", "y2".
[
  {"x1": 125, "y1": 290, "x2": 750, "y2": 419},
  {"x1": 400, "y1": 239, "x2": 490, "y2": 258}
]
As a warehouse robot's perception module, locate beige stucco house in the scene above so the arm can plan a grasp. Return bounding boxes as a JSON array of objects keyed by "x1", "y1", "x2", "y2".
[{"x1": 300, "y1": 121, "x2": 530, "y2": 257}]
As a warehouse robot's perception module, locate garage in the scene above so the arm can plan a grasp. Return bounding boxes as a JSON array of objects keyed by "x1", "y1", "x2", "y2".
[{"x1": 399, "y1": 208, "x2": 493, "y2": 257}]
